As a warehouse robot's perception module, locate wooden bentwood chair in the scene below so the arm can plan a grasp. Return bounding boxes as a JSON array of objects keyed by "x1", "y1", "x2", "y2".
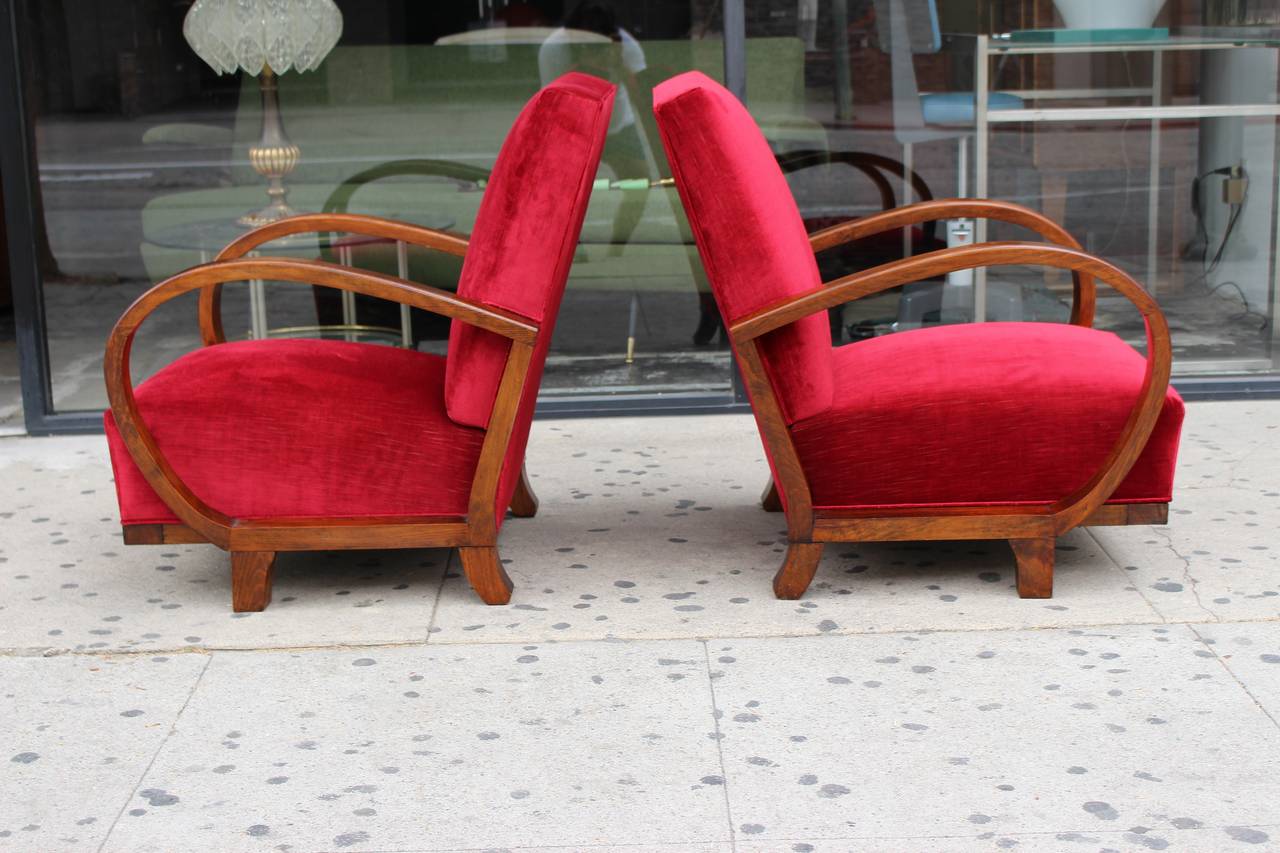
[
  {"x1": 104, "y1": 74, "x2": 615, "y2": 611},
  {"x1": 653, "y1": 72, "x2": 1184, "y2": 599}
]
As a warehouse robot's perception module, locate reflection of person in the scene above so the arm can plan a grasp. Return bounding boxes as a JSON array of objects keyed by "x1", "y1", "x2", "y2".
[
  {"x1": 538, "y1": 1, "x2": 646, "y2": 141},
  {"x1": 539, "y1": 1, "x2": 651, "y2": 249}
]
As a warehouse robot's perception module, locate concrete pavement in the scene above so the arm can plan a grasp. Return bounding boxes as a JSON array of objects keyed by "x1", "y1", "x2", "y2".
[{"x1": 1, "y1": 402, "x2": 1278, "y2": 851}]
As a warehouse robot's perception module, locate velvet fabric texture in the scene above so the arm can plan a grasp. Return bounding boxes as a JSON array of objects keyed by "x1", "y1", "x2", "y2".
[
  {"x1": 105, "y1": 340, "x2": 485, "y2": 525},
  {"x1": 790, "y1": 323, "x2": 1184, "y2": 509},
  {"x1": 444, "y1": 72, "x2": 615, "y2": 522},
  {"x1": 653, "y1": 71, "x2": 834, "y2": 424},
  {"x1": 653, "y1": 70, "x2": 1183, "y2": 513}
]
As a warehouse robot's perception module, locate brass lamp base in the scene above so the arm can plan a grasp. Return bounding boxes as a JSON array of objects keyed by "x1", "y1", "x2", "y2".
[
  {"x1": 239, "y1": 65, "x2": 301, "y2": 229},
  {"x1": 237, "y1": 198, "x2": 299, "y2": 228}
]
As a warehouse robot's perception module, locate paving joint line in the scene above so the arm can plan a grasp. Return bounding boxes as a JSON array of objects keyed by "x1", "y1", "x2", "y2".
[
  {"x1": 5, "y1": 616, "x2": 1280, "y2": 660},
  {"x1": 422, "y1": 548, "x2": 454, "y2": 645},
  {"x1": 1187, "y1": 623, "x2": 1280, "y2": 732},
  {"x1": 700, "y1": 638, "x2": 737, "y2": 852},
  {"x1": 95, "y1": 652, "x2": 213, "y2": 853}
]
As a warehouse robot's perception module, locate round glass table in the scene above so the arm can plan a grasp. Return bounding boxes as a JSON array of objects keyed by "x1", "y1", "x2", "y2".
[{"x1": 148, "y1": 212, "x2": 455, "y2": 345}]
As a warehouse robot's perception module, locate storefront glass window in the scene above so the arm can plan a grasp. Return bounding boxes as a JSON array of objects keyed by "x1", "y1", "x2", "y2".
[
  {"x1": 746, "y1": 0, "x2": 1279, "y2": 375},
  {"x1": 13, "y1": 0, "x2": 726, "y2": 416}
]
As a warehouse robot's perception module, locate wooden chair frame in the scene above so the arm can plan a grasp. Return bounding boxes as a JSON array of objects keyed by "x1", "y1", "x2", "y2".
[
  {"x1": 745, "y1": 199, "x2": 1172, "y2": 599},
  {"x1": 106, "y1": 213, "x2": 541, "y2": 610}
]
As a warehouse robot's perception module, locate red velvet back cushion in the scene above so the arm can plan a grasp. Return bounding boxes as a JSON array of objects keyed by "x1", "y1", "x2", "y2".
[
  {"x1": 444, "y1": 72, "x2": 613, "y2": 524},
  {"x1": 653, "y1": 71, "x2": 833, "y2": 423},
  {"x1": 445, "y1": 73, "x2": 615, "y2": 429}
]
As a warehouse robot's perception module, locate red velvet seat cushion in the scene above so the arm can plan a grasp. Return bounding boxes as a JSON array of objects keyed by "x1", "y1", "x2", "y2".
[
  {"x1": 654, "y1": 71, "x2": 834, "y2": 424},
  {"x1": 104, "y1": 340, "x2": 486, "y2": 526},
  {"x1": 790, "y1": 322, "x2": 1184, "y2": 510}
]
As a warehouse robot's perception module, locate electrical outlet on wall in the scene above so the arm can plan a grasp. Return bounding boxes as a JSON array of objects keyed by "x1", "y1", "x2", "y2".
[
  {"x1": 946, "y1": 218, "x2": 974, "y2": 288},
  {"x1": 1223, "y1": 165, "x2": 1248, "y2": 205}
]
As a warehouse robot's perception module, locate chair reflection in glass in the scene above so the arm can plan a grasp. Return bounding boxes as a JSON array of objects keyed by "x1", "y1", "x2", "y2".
[{"x1": 874, "y1": 0, "x2": 1027, "y2": 326}]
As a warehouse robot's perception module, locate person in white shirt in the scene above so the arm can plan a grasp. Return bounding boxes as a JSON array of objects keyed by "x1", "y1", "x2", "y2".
[{"x1": 539, "y1": 2, "x2": 652, "y2": 250}]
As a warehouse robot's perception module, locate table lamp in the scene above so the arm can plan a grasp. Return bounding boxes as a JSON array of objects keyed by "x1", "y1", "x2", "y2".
[{"x1": 183, "y1": 0, "x2": 343, "y2": 227}]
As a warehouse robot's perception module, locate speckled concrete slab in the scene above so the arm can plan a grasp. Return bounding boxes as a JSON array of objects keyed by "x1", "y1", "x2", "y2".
[
  {"x1": 1090, "y1": 485, "x2": 1280, "y2": 625},
  {"x1": 738, "y1": 826, "x2": 1277, "y2": 851},
  {"x1": 0, "y1": 436, "x2": 447, "y2": 652},
  {"x1": 432, "y1": 416, "x2": 1159, "y2": 642},
  {"x1": 1172, "y1": 400, "x2": 1280, "y2": 492},
  {"x1": 99, "y1": 641, "x2": 728, "y2": 852},
  {"x1": 710, "y1": 625, "x2": 1280, "y2": 847},
  {"x1": 412, "y1": 846, "x2": 731, "y2": 853},
  {"x1": 1193, "y1": 622, "x2": 1280, "y2": 725},
  {"x1": 0, "y1": 653, "x2": 208, "y2": 851}
]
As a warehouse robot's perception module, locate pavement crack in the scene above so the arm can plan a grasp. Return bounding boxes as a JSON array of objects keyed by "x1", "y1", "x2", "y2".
[
  {"x1": 1152, "y1": 525, "x2": 1219, "y2": 622},
  {"x1": 1223, "y1": 439, "x2": 1266, "y2": 491}
]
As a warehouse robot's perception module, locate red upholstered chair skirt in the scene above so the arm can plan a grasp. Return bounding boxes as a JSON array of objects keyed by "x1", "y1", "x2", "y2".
[
  {"x1": 789, "y1": 322, "x2": 1184, "y2": 511},
  {"x1": 105, "y1": 339, "x2": 486, "y2": 526}
]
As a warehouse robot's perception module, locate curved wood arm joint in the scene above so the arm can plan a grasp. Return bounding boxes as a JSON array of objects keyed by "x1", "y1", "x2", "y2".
[
  {"x1": 107, "y1": 259, "x2": 538, "y2": 544},
  {"x1": 198, "y1": 213, "x2": 470, "y2": 345},
  {"x1": 730, "y1": 241, "x2": 1171, "y2": 534},
  {"x1": 809, "y1": 199, "x2": 1095, "y2": 326}
]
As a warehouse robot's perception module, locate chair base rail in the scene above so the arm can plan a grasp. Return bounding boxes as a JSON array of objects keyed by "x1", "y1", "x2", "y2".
[
  {"x1": 776, "y1": 501, "x2": 1169, "y2": 601},
  {"x1": 121, "y1": 515, "x2": 512, "y2": 612},
  {"x1": 122, "y1": 518, "x2": 471, "y2": 550},
  {"x1": 809, "y1": 501, "x2": 1167, "y2": 542}
]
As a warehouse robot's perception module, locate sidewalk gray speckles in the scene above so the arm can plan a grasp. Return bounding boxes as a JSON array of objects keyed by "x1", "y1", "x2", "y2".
[
  {"x1": 737, "y1": 828, "x2": 1279, "y2": 851},
  {"x1": 711, "y1": 625, "x2": 1280, "y2": 844},
  {"x1": 0, "y1": 402, "x2": 1277, "y2": 852},
  {"x1": 1191, "y1": 622, "x2": 1280, "y2": 727},
  {"x1": 0, "y1": 436, "x2": 447, "y2": 652},
  {"x1": 0, "y1": 653, "x2": 208, "y2": 851},
  {"x1": 432, "y1": 522, "x2": 1160, "y2": 642},
  {"x1": 1091, "y1": 485, "x2": 1280, "y2": 624},
  {"x1": 98, "y1": 641, "x2": 727, "y2": 853}
]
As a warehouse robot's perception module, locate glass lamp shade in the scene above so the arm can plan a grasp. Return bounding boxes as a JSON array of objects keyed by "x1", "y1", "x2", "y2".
[{"x1": 183, "y1": 0, "x2": 343, "y2": 76}]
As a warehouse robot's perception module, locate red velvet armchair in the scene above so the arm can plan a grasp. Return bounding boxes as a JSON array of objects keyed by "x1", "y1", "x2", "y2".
[
  {"x1": 654, "y1": 72, "x2": 1183, "y2": 599},
  {"x1": 104, "y1": 74, "x2": 615, "y2": 611}
]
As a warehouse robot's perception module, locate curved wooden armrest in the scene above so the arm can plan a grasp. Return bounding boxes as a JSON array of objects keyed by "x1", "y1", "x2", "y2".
[
  {"x1": 809, "y1": 199, "x2": 1096, "y2": 326},
  {"x1": 729, "y1": 241, "x2": 1172, "y2": 533},
  {"x1": 106, "y1": 258, "x2": 537, "y2": 547},
  {"x1": 199, "y1": 213, "x2": 470, "y2": 345}
]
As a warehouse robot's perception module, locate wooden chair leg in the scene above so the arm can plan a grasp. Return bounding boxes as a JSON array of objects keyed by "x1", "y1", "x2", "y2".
[
  {"x1": 458, "y1": 546, "x2": 514, "y2": 605},
  {"x1": 509, "y1": 464, "x2": 539, "y2": 518},
  {"x1": 1010, "y1": 538, "x2": 1054, "y2": 599},
  {"x1": 231, "y1": 551, "x2": 276, "y2": 612},
  {"x1": 761, "y1": 478, "x2": 782, "y2": 512},
  {"x1": 772, "y1": 542, "x2": 824, "y2": 599}
]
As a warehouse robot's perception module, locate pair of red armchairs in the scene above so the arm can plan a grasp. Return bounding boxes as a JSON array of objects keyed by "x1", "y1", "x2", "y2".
[{"x1": 105, "y1": 72, "x2": 1183, "y2": 611}]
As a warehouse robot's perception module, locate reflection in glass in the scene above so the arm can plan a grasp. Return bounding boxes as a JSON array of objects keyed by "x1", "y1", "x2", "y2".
[
  {"x1": 745, "y1": 0, "x2": 1279, "y2": 376},
  {"x1": 19, "y1": 0, "x2": 726, "y2": 414}
]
